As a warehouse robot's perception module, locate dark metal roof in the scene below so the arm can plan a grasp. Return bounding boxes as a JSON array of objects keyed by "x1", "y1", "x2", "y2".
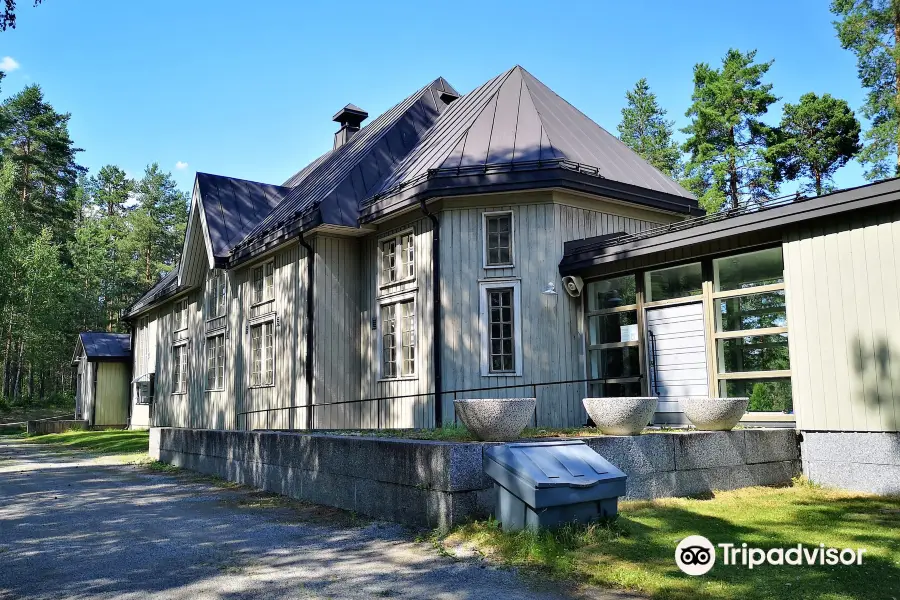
[
  {"x1": 231, "y1": 76, "x2": 460, "y2": 256},
  {"x1": 559, "y1": 177, "x2": 900, "y2": 276},
  {"x1": 78, "y1": 332, "x2": 131, "y2": 361},
  {"x1": 364, "y1": 66, "x2": 694, "y2": 212},
  {"x1": 196, "y1": 173, "x2": 291, "y2": 258},
  {"x1": 122, "y1": 269, "x2": 180, "y2": 319}
]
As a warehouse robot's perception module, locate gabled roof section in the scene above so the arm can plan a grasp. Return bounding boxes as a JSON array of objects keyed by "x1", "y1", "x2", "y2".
[
  {"x1": 231, "y1": 77, "x2": 459, "y2": 256},
  {"x1": 77, "y1": 332, "x2": 131, "y2": 362},
  {"x1": 195, "y1": 172, "x2": 291, "y2": 258},
  {"x1": 123, "y1": 269, "x2": 180, "y2": 319},
  {"x1": 363, "y1": 66, "x2": 696, "y2": 216}
]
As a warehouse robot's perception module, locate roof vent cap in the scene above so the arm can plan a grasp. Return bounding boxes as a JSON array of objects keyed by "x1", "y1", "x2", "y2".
[{"x1": 332, "y1": 104, "x2": 368, "y2": 149}]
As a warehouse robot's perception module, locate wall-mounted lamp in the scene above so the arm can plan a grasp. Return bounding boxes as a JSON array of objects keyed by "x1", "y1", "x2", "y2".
[{"x1": 541, "y1": 281, "x2": 559, "y2": 308}]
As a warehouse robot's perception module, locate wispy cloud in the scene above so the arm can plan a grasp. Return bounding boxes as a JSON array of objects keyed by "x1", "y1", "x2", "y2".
[
  {"x1": 175, "y1": 161, "x2": 189, "y2": 170},
  {"x1": 0, "y1": 56, "x2": 20, "y2": 72}
]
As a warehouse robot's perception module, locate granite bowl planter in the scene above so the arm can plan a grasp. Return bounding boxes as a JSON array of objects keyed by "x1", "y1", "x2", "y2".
[
  {"x1": 582, "y1": 397, "x2": 658, "y2": 435},
  {"x1": 681, "y1": 397, "x2": 749, "y2": 431},
  {"x1": 453, "y1": 398, "x2": 536, "y2": 441}
]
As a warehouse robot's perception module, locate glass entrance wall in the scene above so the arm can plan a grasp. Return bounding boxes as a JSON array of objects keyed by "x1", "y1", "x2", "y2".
[
  {"x1": 584, "y1": 275, "x2": 642, "y2": 397},
  {"x1": 582, "y1": 245, "x2": 792, "y2": 415}
]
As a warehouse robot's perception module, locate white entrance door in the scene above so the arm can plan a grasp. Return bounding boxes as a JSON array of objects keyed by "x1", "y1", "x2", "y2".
[{"x1": 645, "y1": 302, "x2": 709, "y2": 424}]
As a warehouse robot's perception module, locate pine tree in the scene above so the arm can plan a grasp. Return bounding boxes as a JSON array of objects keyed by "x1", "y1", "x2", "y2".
[
  {"x1": 124, "y1": 163, "x2": 189, "y2": 286},
  {"x1": 767, "y1": 93, "x2": 862, "y2": 196},
  {"x1": 682, "y1": 49, "x2": 778, "y2": 212},
  {"x1": 832, "y1": 0, "x2": 900, "y2": 180},
  {"x1": 617, "y1": 78, "x2": 682, "y2": 178},
  {"x1": 0, "y1": 84, "x2": 84, "y2": 241},
  {"x1": 89, "y1": 164, "x2": 133, "y2": 217}
]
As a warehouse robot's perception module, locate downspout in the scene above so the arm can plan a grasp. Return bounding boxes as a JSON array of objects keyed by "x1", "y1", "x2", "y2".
[
  {"x1": 420, "y1": 199, "x2": 443, "y2": 428},
  {"x1": 298, "y1": 235, "x2": 316, "y2": 429},
  {"x1": 127, "y1": 323, "x2": 135, "y2": 429}
]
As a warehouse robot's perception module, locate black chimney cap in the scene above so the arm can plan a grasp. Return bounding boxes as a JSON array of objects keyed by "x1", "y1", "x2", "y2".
[{"x1": 332, "y1": 104, "x2": 369, "y2": 127}]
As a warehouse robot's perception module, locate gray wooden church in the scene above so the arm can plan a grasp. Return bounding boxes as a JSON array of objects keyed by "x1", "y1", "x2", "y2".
[{"x1": 124, "y1": 65, "x2": 900, "y2": 446}]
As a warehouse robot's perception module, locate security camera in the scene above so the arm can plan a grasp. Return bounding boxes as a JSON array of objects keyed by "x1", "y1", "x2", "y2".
[{"x1": 562, "y1": 275, "x2": 584, "y2": 298}]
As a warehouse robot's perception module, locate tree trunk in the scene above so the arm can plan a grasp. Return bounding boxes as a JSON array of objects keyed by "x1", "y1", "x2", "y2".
[
  {"x1": 729, "y1": 126, "x2": 739, "y2": 209},
  {"x1": 814, "y1": 168, "x2": 822, "y2": 197},
  {"x1": 13, "y1": 339, "x2": 24, "y2": 400},
  {"x1": 145, "y1": 242, "x2": 152, "y2": 285}
]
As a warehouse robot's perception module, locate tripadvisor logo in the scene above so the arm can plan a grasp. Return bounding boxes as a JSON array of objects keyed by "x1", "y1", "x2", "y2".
[{"x1": 675, "y1": 536, "x2": 867, "y2": 575}]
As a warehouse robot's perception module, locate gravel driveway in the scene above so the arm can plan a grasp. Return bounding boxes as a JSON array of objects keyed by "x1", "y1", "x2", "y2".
[{"x1": 0, "y1": 439, "x2": 597, "y2": 600}]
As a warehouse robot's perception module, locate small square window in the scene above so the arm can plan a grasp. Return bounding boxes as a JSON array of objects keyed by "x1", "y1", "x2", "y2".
[
  {"x1": 252, "y1": 262, "x2": 275, "y2": 304},
  {"x1": 380, "y1": 232, "x2": 415, "y2": 285},
  {"x1": 484, "y1": 212, "x2": 513, "y2": 267}
]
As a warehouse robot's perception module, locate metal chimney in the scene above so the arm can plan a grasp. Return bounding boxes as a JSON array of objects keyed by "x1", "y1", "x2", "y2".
[{"x1": 332, "y1": 104, "x2": 368, "y2": 149}]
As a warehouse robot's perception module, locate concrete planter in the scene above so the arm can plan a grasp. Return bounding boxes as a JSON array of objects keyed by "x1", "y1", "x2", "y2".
[
  {"x1": 681, "y1": 397, "x2": 749, "y2": 431},
  {"x1": 453, "y1": 398, "x2": 536, "y2": 441},
  {"x1": 582, "y1": 397, "x2": 658, "y2": 435}
]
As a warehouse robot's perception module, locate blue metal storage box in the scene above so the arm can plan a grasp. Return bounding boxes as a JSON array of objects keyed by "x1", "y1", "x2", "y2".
[{"x1": 483, "y1": 440, "x2": 627, "y2": 530}]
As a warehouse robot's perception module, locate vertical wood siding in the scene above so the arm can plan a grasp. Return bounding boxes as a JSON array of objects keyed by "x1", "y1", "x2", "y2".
[
  {"x1": 439, "y1": 195, "x2": 666, "y2": 427},
  {"x1": 312, "y1": 236, "x2": 362, "y2": 428},
  {"x1": 358, "y1": 217, "x2": 435, "y2": 428},
  {"x1": 784, "y1": 206, "x2": 900, "y2": 432},
  {"x1": 94, "y1": 362, "x2": 130, "y2": 426}
]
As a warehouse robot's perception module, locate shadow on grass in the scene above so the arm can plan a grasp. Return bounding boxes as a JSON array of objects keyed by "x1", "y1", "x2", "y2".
[
  {"x1": 20, "y1": 430, "x2": 149, "y2": 455},
  {"x1": 447, "y1": 486, "x2": 900, "y2": 600}
]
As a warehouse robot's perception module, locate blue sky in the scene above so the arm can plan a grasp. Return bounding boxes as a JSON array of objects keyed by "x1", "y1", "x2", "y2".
[{"x1": 0, "y1": 0, "x2": 866, "y2": 195}]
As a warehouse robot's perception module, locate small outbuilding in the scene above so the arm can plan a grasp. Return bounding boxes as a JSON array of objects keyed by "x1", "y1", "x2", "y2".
[{"x1": 73, "y1": 332, "x2": 132, "y2": 428}]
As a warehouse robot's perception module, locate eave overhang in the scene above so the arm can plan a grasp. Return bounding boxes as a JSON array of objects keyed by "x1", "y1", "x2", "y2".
[
  {"x1": 558, "y1": 177, "x2": 900, "y2": 278},
  {"x1": 358, "y1": 161, "x2": 703, "y2": 224}
]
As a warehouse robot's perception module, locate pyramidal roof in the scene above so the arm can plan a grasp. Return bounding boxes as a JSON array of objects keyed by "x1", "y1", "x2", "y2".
[{"x1": 372, "y1": 66, "x2": 691, "y2": 202}]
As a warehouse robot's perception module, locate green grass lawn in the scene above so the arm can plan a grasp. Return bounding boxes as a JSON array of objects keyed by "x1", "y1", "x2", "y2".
[
  {"x1": 19, "y1": 429, "x2": 150, "y2": 455},
  {"x1": 441, "y1": 483, "x2": 900, "y2": 600}
]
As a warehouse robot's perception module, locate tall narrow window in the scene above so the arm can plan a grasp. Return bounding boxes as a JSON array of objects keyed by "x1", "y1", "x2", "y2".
[
  {"x1": 173, "y1": 298, "x2": 188, "y2": 331},
  {"x1": 173, "y1": 343, "x2": 187, "y2": 393},
  {"x1": 584, "y1": 275, "x2": 642, "y2": 397},
  {"x1": 206, "y1": 334, "x2": 225, "y2": 391},
  {"x1": 480, "y1": 281, "x2": 522, "y2": 376},
  {"x1": 712, "y1": 247, "x2": 791, "y2": 412},
  {"x1": 206, "y1": 269, "x2": 227, "y2": 317},
  {"x1": 483, "y1": 212, "x2": 513, "y2": 267},
  {"x1": 252, "y1": 262, "x2": 275, "y2": 304},
  {"x1": 380, "y1": 232, "x2": 415, "y2": 285},
  {"x1": 250, "y1": 321, "x2": 274, "y2": 386},
  {"x1": 381, "y1": 299, "x2": 416, "y2": 378}
]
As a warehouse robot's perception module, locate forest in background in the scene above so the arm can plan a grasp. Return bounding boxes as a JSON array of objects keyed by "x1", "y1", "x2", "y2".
[{"x1": 0, "y1": 71, "x2": 188, "y2": 417}]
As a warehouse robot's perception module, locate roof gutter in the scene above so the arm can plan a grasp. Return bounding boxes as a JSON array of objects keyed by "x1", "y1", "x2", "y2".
[
  {"x1": 298, "y1": 235, "x2": 316, "y2": 429},
  {"x1": 419, "y1": 198, "x2": 443, "y2": 428}
]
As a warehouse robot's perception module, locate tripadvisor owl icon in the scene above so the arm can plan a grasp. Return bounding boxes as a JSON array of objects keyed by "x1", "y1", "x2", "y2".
[{"x1": 676, "y1": 535, "x2": 716, "y2": 576}]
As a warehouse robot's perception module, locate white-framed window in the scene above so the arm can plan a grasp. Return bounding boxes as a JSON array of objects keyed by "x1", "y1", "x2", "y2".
[
  {"x1": 249, "y1": 320, "x2": 275, "y2": 387},
  {"x1": 479, "y1": 280, "x2": 523, "y2": 376},
  {"x1": 206, "y1": 269, "x2": 227, "y2": 318},
  {"x1": 252, "y1": 261, "x2": 275, "y2": 305},
  {"x1": 206, "y1": 333, "x2": 225, "y2": 391},
  {"x1": 380, "y1": 230, "x2": 415, "y2": 286},
  {"x1": 483, "y1": 211, "x2": 514, "y2": 268},
  {"x1": 172, "y1": 342, "x2": 188, "y2": 394},
  {"x1": 380, "y1": 296, "x2": 416, "y2": 379},
  {"x1": 173, "y1": 298, "x2": 188, "y2": 331}
]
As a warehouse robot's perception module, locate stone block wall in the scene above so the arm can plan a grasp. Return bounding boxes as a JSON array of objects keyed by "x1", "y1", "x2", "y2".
[
  {"x1": 150, "y1": 428, "x2": 801, "y2": 528},
  {"x1": 801, "y1": 432, "x2": 900, "y2": 495}
]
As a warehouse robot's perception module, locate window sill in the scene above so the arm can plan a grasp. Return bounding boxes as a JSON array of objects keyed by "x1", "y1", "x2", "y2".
[
  {"x1": 377, "y1": 376, "x2": 418, "y2": 383},
  {"x1": 174, "y1": 327, "x2": 188, "y2": 333},
  {"x1": 481, "y1": 372, "x2": 523, "y2": 378},
  {"x1": 205, "y1": 388, "x2": 225, "y2": 393},
  {"x1": 172, "y1": 391, "x2": 187, "y2": 396},
  {"x1": 248, "y1": 383, "x2": 275, "y2": 389},
  {"x1": 250, "y1": 299, "x2": 275, "y2": 309},
  {"x1": 379, "y1": 277, "x2": 416, "y2": 290},
  {"x1": 483, "y1": 264, "x2": 514, "y2": 270}
]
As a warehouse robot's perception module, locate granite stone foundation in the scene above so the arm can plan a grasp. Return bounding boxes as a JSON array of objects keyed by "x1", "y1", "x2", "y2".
[
  {"x1": 801, "y1": 432, "x2": 900, "y2": 496},
  {"x1": 149, "y1": 427, "x2": 801, "y2": 528}
]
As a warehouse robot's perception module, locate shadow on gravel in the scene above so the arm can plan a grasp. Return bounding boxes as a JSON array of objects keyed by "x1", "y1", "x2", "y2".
[{"x1": 0, "y1": 442, "x2": 572, "y2": 600}]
